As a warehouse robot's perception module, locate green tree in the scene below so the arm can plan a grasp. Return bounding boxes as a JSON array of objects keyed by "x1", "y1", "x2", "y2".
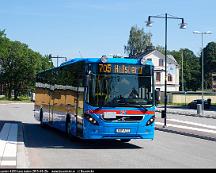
[
  {"x1": 124, "y1": 25, "x2": 152, "y2": 57},
  {"x1": 169, "y1": 48, "x2": 200, "y2": 91},
  {"x1": 155, "y1": 45, "x2": 166, "y2": 55},
  {"x1": 203, "y1": 42, "x2": 216, "y2": 89},
  {"x1": 0, "y1": 30, "x2": 53, "y2": 99}
]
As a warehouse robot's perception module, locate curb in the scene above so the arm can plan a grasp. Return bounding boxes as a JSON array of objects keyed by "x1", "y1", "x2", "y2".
[
  {"x1": 0, "y1": 103, "x2": 33, "y2": 105},
  {"x1": 17, "y1": 122, "x2": 29, "y2": 168},
  {"x1": 0, "y1": 123, "x2": 18, "y2": 168},
  {"x1": 155, "y1": 126, "x2": 216, "y2": 142},
  {"x1": 156, "y1": 110, "x2": 216, "y2": 119}
]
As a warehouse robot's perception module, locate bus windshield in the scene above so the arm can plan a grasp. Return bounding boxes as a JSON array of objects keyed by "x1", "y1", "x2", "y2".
[{"x1": 88, "y1": 74, "x2": 153, "y2": 108}]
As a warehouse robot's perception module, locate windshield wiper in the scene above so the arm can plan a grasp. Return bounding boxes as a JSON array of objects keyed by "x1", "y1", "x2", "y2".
[
  {"x1": 134, "y1": 103, "x2": 148, "y2": 111},
  {"x1": 98, "y1": 101, "x2": 114, "y2": 108},
  {"x1": 98, "y1": 98, "x2": 130, "y2": 108},
  {"x1": 126, "y1": 101, "x2": 149, "y2": 111},
  {"x1": 97, "y1": 97, "x2": 150, "y2": 110}
]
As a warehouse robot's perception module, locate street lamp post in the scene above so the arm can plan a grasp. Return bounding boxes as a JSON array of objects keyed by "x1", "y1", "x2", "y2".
[
  {"x1": 48, "y1": 54, "x2": 67, "y2": 67},
  {"x1": 146, "y1": 13, "x2": 187, "y2": 127},
  {"x1": 181, "y1": 50, "x2": 184, "y2": 92},
  {"x1": 181, "y1": 50, "x2": 187, "y2": 106},
  {"x1": 193, "y1": 31, "x2": 212, "y2": 116}
]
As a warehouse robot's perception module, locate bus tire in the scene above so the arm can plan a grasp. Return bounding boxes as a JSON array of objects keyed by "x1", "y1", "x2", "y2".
[
  {"x1": 120, "y1": 139, "x2": 131, "y2": 143},
  {"x1": 39, "y1": 108, "x2": 45, "y2": 127}
]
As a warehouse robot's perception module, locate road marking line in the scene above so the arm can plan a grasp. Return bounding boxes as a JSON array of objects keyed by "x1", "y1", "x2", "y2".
[
  {"x1": 3, "y1": 124, "x2": 18, "y2": 157},
  {"x1": 0, "y1": 123, "x2": 18, "y2": 167},
  {"x1": 0, "y1": 124, "x2": 10, "y2": 158},
  {"x1": 1, "y1": 160, "x2": 16, "y2": 166},
  {"x1": 0, "y1": 103, "x2": 33, "y2": 105},
  {"x1": 167, "y1": 119, "x2": 216, "y2": 130},
  {"x1": 155, "y1": 122, "x2": 216, "y2": 134}
]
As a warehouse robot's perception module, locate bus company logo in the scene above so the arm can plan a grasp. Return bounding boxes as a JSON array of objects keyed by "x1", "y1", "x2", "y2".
[{"x1": 120, "y1": 110, "x2": 126, "y2": 115}]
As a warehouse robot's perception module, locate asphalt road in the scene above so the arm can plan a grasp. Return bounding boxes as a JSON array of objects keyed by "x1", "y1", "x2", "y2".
[{"x1": 0, "y1": 103, "x2": 216, "y2": 168}]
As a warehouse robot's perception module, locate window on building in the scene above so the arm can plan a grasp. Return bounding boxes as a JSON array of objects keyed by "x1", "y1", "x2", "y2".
[
  {"x1": 156, "y1": 72, "x2": 161, "y2": 82},
  {"x1": 159, "y1": 59, "x2": 164, "y2": 66},
  {"x1": 168, "y1": 74, "x2": 172, "y2": 82}
]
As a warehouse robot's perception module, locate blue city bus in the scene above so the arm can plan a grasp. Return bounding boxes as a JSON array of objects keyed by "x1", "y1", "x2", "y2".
[{"x1": 34, "y1": 56, "x2": 156, "y2": 142}]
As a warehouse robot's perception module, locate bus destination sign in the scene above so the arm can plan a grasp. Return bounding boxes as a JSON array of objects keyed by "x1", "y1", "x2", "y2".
[{"x1": 98, "y1": 64, "x2": 143, "y2": 74}]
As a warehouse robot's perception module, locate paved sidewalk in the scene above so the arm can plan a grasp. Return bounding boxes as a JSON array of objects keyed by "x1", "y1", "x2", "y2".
[
  {"x1": 0, "y1": 123, "x2": 18, "y2": 168},
  {"x1": 155, "y1": 110, "x2": 216, "y2": 142},
  {"x1": 156, "y1": 105, "x2": 216, "y2": 119},
  {"x1": 0, "y1": 121, "x2": 28, "y2": 168}
]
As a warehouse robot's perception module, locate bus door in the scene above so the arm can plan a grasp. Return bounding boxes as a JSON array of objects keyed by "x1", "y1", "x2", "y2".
[
  {"x1": 48, "y1": 89, "x2": 52, "y2": 122},
  {"x1": 36, "y1": 87, "x2": 50, "y2": 123},
  {"x1": 75, "y1": 87, "x2": 84, "y2": 138},
  {"x1": 64, "y1": 85, "x2": 84, "y2": 137},
  {"x1": 49, "y1": 85, "x2": 55, "y2": 124},
  {"x1": 51, "y1": 86, "x2": 68, "y2": 130},
  {"x1": 65, "y1": 88, "x2": 77, "y2": 136}
]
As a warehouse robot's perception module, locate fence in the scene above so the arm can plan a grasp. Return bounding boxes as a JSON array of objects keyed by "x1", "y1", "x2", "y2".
[{"x1": 159, "y1": 91, "x2": 216, "y2": 104}]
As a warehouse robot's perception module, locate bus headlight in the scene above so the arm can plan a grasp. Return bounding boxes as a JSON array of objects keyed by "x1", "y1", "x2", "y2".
[
  {"x1": 84, "y1": 114, "x2": 99, "y2": 125},
  {"x1": 146, "y1": 116, "x2": 155, "y2": 126}
]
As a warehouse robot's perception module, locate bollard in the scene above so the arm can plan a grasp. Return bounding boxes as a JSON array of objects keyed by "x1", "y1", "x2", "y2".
[{"x1": 197, "y1": 104, "x2": 202, "y2": 115}]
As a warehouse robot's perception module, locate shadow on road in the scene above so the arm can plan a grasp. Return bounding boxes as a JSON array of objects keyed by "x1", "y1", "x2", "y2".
[
  {"x1": 23, "y1": 123, "x2": 142, "y2": 150},
  {"x1": 0, "y1": 120, "x2": 23, "y2": 143}
]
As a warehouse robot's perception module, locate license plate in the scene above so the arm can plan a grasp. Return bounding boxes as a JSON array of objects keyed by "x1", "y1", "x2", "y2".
[
  {"x1": 116, "y1": 128, "x2": 131, "y2": 133},
  {"x1": 104, "y1": 112, "x2": 116, "y2": 119}
]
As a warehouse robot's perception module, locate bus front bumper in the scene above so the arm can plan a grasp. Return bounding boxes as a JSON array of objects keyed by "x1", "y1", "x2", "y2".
[{"x1": 83, "y1": 123, "x2": 154, "y2": 140}]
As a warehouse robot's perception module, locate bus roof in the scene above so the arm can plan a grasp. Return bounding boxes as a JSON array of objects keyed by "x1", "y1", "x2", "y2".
[
  {"x1": 38, "y1": 58, "x2": 154, "y2": 74},
  {"x1": 60, "y1": 57, "x2": 154, "y2": 67}
]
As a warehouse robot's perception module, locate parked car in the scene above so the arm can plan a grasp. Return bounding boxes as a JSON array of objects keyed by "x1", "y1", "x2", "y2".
[{"x1": 188, "y1": 99, "x2": 211, "y2": 109}]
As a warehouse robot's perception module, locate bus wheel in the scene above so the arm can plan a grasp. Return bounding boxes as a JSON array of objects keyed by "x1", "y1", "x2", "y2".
[
  {"x1": 66, "y1": 119, "x2": 71, "y2": 137},
  {"x1": 120, "y1": 139, "x2": 131, "y2": 143},
  {"x1": 39, "y1": 109, "x2": 45, "y2": 127}
]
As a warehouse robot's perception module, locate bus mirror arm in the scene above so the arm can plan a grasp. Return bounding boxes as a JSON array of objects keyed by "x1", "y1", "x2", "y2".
[{"x1": 84, "y1": 74, "x2": 90, "y2": 87}]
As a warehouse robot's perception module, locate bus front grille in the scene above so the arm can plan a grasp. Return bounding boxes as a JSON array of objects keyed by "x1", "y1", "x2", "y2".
[{"x1": 102, "y1": 116, "x2": 143, "y2": 122}]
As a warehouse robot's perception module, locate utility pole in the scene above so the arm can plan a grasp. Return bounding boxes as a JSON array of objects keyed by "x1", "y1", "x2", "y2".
[
  {"x1": 181, "y1": 50, "x2": 184, "y2": 92},
  {"x1": 193, "y1": 31, "x2": 212, "y2": 116},
  {"x1": 146, "y1": 13, "x2": 187, "y2": 127},
  {"x1": 48, "y1": 54, "x2": 67, "y2": 67}
]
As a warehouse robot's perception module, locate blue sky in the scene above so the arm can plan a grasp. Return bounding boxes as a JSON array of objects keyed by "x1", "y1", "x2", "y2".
[{"x1": 0, "y1": 0, "x2": 215, "y2": 66}]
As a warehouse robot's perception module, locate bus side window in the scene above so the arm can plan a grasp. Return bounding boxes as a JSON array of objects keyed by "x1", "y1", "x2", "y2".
[
  {"x1": 76, "y1": 76, "x2": 84, "y2": 117},
  {"x1": 65, "y1": 63, "x2": 85, "y2": 117}
]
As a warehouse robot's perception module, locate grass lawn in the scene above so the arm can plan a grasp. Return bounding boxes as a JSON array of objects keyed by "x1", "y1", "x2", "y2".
[{"x1": 0, "y1": 96, "x2": 32, "y2": 104}]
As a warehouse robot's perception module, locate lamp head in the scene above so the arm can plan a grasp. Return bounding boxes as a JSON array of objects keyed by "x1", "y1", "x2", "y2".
[
  {"x1": 146, "y1": 16, "x2": 153, "y2": 27},
  {"x1": 180, "y1": 19, "x2": 187, "y2": 29}
]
